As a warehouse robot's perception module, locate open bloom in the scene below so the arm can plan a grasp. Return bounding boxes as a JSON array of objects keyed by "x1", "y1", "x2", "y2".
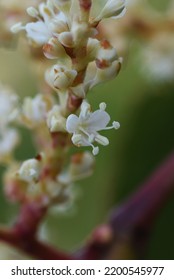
[
  {"x1": 11, "y1": 1, "x2": 68, "y2": 47},
  {"x1": 66, "y1": 100, "x2": 120, "y2": 155}
]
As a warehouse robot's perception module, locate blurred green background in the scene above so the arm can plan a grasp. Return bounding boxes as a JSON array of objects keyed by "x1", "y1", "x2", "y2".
[{"x1": 0, "y1": 0, "x2": 174, "y2": 259}]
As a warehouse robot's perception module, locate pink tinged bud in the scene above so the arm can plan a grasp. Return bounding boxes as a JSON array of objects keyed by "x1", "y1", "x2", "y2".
[
  {"x1": 91, "y1": 59, "x2": 122, "y2": 88},
  {"x1": 96, "y1": 40, "x2": 118, "y2": 63}
]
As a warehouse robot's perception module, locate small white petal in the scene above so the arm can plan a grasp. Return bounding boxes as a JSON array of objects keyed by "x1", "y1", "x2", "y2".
[
  {"x1": 26, "y1": 22, "x2": 51, "y2": 45},
  {"x1": 87, "y1": 110, "x2": 110, "y2": 132},
  {"x1": 99, "y1": 102, "x2": 107, "y2": 111},
  {"x1": 95, "y1": 134, "x2": 109, "y2": 146},
  {"x1": 66, "y1": 114, "x2": 79, "y2": 133}
]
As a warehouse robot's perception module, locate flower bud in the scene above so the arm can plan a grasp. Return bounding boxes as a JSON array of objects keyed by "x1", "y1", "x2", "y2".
[
  {"x1": 45, "y1": 64, "x2": 77, "y2": 91},
  {"x1": 96, "y1": 40, "x2": 117, "y2": 64},
  {"x1": 91, "y1": 59, "x2": 122, "y2": 88},
  {"x1": 17, "y1": 159, "x2": 41, "y2": 183},
  {"x1": 94, "y1": 0, "x2": 126, "y2": 22},
  {"x1": 58, "y1": 31, "x2": 74, "y2": 47}
]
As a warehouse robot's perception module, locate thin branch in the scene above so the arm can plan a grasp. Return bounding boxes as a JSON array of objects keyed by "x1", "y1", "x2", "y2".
[
  {"x1": 0, "y1": 227, "x2": 72, "y2": 260},
  {"x1": 0, "y1": 200, "x2": 72, "y2": 259},
  {"x1": 1, "y1": 152, "x2": 174, "y2": 259},
  {"x1": 75, "y1": 152, "x2": 174, "y2": 259}
]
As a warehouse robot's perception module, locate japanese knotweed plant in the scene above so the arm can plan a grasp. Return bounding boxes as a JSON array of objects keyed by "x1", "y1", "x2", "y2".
[
  {"x1": 1, "y1": 0, "x2": 125, "y2": 211},
  {"x1": 0, "y1": 0, "x2": 174, "y2": 261}
]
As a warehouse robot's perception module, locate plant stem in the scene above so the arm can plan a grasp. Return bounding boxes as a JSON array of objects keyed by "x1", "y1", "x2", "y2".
[{"x1": 74, "y1": 152, "x2": 174, "y2": 259}]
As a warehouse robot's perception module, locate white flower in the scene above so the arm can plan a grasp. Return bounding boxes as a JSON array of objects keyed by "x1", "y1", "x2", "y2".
[
  {"x1": 66, "y1": 100, "x2": 120, "y2": 155},
  {"x1": 45, "y1": 64, "x2": 77, "y2": 91},
  {"x1": 11, "y1": 1, "x2": 68, "y2": 47}
]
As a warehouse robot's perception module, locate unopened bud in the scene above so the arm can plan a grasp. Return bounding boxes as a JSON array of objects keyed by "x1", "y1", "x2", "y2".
[
  {"x1": 94, "y1": 0, "x2": 126, "y2": 22},
  {"x1": 18, "y1": 159, "x2": 41, "y2": 183},
  {"x1": 46, "y1": 65, "x2": 77, "y2": 91},
  {"x1": 91, "y1": 59, "x2": 122, "y2": 88}
]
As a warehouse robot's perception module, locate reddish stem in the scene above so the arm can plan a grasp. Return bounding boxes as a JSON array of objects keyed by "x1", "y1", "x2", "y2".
[
  {"x1": 75, "y1": 152, "x2": 174, "y2": 259},
  {"x1": 0, "y1": 228, "x2": 72, "y2": 260},
  {"x1": 1, "y1": 152, "x2": 174, "y2": 259}
]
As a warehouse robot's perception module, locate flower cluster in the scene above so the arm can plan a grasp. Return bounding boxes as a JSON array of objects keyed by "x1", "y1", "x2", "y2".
[{"x1": 2, "y1": 0, "x2": 126, "y2": 211}]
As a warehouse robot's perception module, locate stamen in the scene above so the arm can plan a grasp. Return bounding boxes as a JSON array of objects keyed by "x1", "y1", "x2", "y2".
[
  {"x1": 99, "y1": 102, "x2": 107, "y2": 111},
  {"x1": 95, "y1": 134, "x2": 109, "y2": 146},
  {"x1": 104, "y1": 121, "x2": 120, "y2": 130},
  {"x1": 91, "y1": 145, "x2": 99, "y2": 156}
]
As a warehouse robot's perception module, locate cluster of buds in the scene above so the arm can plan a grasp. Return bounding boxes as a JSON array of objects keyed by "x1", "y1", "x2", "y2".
[{"x1": 1, "y1": 0, "x2": 126, "y2": 211}]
